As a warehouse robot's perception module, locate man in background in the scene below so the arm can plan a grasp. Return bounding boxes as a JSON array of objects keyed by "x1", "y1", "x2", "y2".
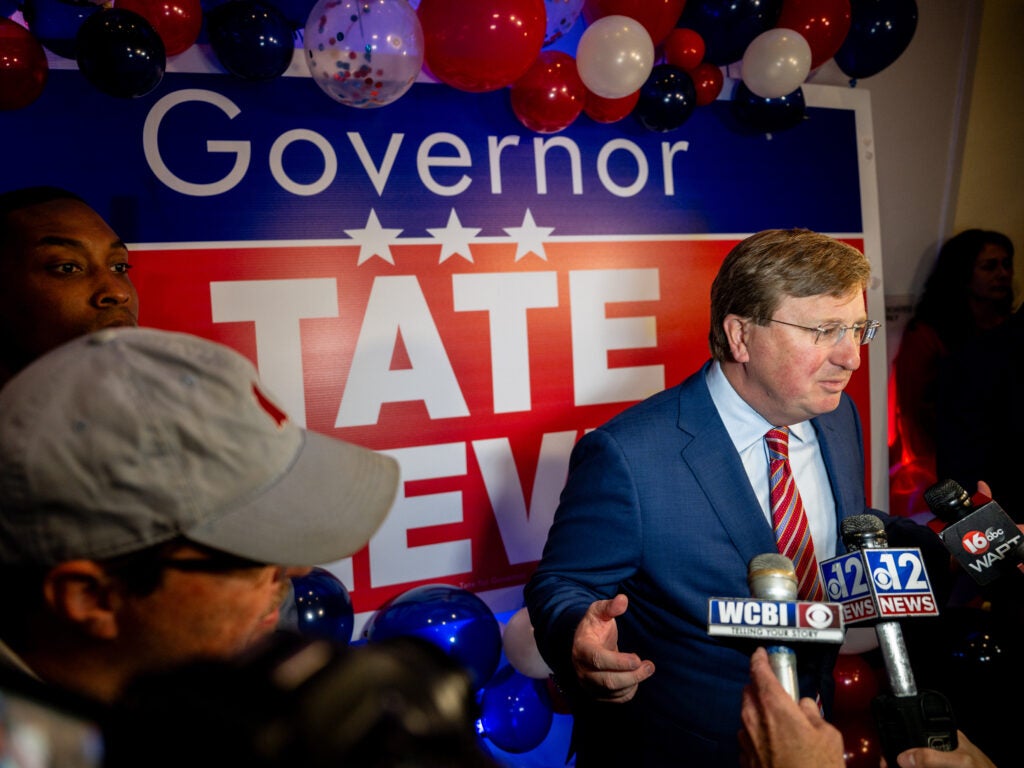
[
  {"x1": 0, "y1": 327, "x2": 400, "y2": 706},
  {"x1": 0, "y1": 185, "x2": 138, "y2": 387}
]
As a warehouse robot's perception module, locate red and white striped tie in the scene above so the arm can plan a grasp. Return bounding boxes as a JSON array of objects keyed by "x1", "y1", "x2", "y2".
[{"x1": 766, "y1": 427, "x2": 825, "y2": 601}]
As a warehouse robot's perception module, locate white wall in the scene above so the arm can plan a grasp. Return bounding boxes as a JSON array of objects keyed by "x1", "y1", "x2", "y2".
[
  {"x1": 805, "y1": 0, "x2": 1022, "y2": 349},
  {"x1": 954, "y1": 0, "x2": 1024, "y2": 304},
  {"x1": 806, "y1": 1, "x2": 984, "y2": 348}
]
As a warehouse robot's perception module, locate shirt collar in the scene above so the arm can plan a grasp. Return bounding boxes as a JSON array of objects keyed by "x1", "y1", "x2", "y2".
[{"x1": 706, "y1": 361, "x2": 813, "y2": 452}]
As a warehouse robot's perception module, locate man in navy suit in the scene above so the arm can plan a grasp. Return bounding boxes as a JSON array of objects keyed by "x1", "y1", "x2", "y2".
[{"x1": 525, "y1": 229, "x2": 949, "y2": 767}]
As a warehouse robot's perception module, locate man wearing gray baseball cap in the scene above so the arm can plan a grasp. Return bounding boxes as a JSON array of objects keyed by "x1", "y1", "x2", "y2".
[{"x1": 0, "y1": 326, "x2": 400, "y2": 705}]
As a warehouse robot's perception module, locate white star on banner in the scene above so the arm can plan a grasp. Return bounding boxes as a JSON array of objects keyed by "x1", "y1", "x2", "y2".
[
  {"x1": 504, "y1": 209, "x2": 555, "y2": 262},
  {"x1": 427, "y1": 209, "x2": 481, "y2": 263},
  {"x1": 345, "y1": 209, "x2": 403, "y2": 265}
]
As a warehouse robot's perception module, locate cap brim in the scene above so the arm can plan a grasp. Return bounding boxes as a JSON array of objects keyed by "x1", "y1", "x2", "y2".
[{"x1": 184, "y1": 431, "x2": 400, "y2": 566}]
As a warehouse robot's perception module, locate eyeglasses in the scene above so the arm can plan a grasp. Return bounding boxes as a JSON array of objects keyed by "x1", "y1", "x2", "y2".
[
  {"x1": 157, "y1": 550, "x2": 269, "y2": 574},
  {"x1": 768, "y1": 318, "x2": 880, "y2": 346}
]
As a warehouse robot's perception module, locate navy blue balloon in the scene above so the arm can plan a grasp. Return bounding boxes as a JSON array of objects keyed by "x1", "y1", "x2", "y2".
[
  {"x1": 291, "y1": 567, "x2": 355, "y2": 644},
  {"x1": 834, "y1": 0, "x2": 918, "y2": 81},
  {"x1": 678, "y1": 0, "x2": 783, "y2": 66},
  {"x1": 634, "y1": 64, "x2": 697, "y2": 133},
  {"x1": 206, "y1": 0, "x2": 294, "y2": 80},
  {"x1": 478, "y1": 664, "x2": 553, "y2": 754},
  {"x1": 363, "y1": 584, "x2": 502, "y2": 689},
  {"x1": 23, "y1": 0, "x2": 101, "y2": 59},
  {"x1": 76, "y1": 9, "x2": 166, "y2": 98},
  {"x1": 731, "y1": 80, "x2": 806, "y2": 133}
]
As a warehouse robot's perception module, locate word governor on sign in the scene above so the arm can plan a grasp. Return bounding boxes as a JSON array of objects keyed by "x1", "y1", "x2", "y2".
[{"x1": 707, "y1": 599, "x2": 845, "y2": 642}]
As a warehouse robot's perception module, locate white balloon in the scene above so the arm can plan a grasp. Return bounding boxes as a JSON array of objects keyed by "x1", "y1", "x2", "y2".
[
  {"x1": 839, "y1": 626, "x2": 881, "y2": 655},
  {"x1": 501, "y1": 607, "x2": 552, "y2": 679},
  {"x1": 575, "y1": 15, "x2": 654, "y2": 100},
  {"x1": 740, "y1": 28, "x2": 812, "y2": 99}
]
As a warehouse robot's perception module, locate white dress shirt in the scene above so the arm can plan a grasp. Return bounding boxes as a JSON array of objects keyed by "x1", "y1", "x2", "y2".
[{"x1": 705, "y1": 361, "x2": 838, "y2": 561}]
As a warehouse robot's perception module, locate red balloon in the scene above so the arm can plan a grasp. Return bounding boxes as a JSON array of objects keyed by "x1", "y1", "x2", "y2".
[
  {"x1": 834, "y1": 713, "x2": 883, "y2": 768},
  {"x1": 115, "y1": 0, "x2": 203, "y2": 57},
  {"x1": 418, "y1": 0, "x2": 547, "y2": 93},
  {"x1": 777, "y1": 0, "x2": 852, "y2": 70},
  {"x1": 832, "y1": 652, "x2": 880, "y2": 715},
  {"x1": 584, "y1": 88, "x2": 639, "y2": 123},
  {"x1": 0, "y1": 18, "x2": 48, "y2": 111},
  {"x1": 662, "y1": 27, "x2": 705, "y2": 72},
  {"x1": 510, "y1": 50, "x2": 586, "y2": 133},
  {"x1": 689, "y1": 61, "x2": 723, "y2": 106},
  {"x1": 582, "y1": 0, "x2": 685, "y2": 46}
]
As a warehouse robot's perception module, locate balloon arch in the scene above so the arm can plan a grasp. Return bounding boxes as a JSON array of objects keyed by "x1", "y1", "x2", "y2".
[{"x1": 3, "y1": 0, "x2": 920, "y2": 133}]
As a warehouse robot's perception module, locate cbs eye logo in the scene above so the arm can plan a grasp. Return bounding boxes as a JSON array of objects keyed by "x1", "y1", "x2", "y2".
[{"x1": 804, "y1": 603, "x2": 835, "y2": 629}]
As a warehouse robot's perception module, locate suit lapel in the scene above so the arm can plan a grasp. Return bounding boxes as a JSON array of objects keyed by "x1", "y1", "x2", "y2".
[{"x1": 673, "y1": 368, "x2": 779, "y2": 566}]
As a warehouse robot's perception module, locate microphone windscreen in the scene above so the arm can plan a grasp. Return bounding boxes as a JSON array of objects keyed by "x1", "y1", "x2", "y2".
[
  {"x1": 747, "y1": 553, "x2": 797, "y2": 601},
  {"x1": 840, "y1": 514, "x2": 884, "y2": 537},
  {"x1": 923, "y1": 479, "x2": 973, "y2": 522},
  {"x1": 841, "y1": 514, "x2": 887, "y2": 551}
]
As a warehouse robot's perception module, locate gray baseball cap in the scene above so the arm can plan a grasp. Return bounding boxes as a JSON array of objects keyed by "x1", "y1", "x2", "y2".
[{"x1": 0, "y1": 327, "x2": 400, "y2": 567}]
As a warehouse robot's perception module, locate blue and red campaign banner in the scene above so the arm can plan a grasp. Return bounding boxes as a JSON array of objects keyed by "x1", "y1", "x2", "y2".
[{"x1": 2, "y1": 69, "x2": 885, "y2": 626}]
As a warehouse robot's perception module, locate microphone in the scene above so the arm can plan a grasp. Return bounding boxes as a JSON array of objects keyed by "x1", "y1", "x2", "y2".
[
  {"x1": 840, "y1": 516, "x2": 916, "y2": 697},
  {"x1": 707, "y1": 554, "x2": 846, "y2": 702},
  {"x1": 924, "y1": 478, "x2": 1024, "y2": 585},
  {"x1": 838, "y1": 515, "x2": 958, "y2": 763},
  {"x1": 748, "y1": 553, "x2": 800, "y2": 700}
]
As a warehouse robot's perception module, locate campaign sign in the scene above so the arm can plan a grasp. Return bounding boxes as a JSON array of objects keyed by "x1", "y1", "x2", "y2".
[
  {"x1": 707, "y1": 598, "x2": 845, "y2": 642},
  {"x1": 2, "y1": 69, "x2": 884, "y2": 627}
]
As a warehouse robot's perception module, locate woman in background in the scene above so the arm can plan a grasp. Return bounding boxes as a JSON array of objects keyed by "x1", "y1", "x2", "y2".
[{"x1": 890, "y1": 229, "x2": 1014, "y2": 515}]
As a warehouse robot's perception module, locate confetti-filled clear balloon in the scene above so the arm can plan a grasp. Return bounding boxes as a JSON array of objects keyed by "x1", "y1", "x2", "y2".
[
  {"x1": 0, "y1": 18, "x2": 49, "y2": 110},
  {"x1": 304, "y1": 0, "x2": 423, "y2": 108}
]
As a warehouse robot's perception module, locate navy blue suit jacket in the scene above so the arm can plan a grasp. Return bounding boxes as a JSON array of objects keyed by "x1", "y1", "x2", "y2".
[{"x1": 525, "y1": 362, "x2": 942, "y2": 767}]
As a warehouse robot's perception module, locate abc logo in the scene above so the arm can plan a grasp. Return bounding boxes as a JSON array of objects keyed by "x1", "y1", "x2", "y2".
[{"x1": 960, "y1": 528, "x2": 1002, "y2": 555}]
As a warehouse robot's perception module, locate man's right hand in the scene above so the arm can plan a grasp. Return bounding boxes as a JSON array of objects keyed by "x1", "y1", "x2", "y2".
[{"x1": 570, "y1": 593, "x2": 655, "y2": 703}]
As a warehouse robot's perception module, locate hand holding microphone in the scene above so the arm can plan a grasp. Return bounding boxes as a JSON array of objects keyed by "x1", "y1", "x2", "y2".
[
  {"x1": 924, "y1": 478, "x2": 1024, "y2": 585},
  {"x1": 707, "y1": 554, "x2": 845, "y2": 702},
  {"x1": 748, "y1": 553, "x2": 801, "y2": 700},
  {"x1": 823, "y1": 514, "x2": 958, "y2": 764}
]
